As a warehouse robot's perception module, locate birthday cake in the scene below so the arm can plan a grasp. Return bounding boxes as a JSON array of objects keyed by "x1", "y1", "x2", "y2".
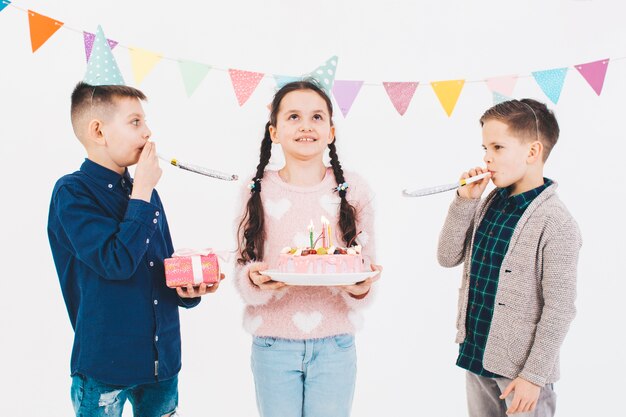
[{"x1": 277, "y1": 245, "x2": 363, "y2": 274}]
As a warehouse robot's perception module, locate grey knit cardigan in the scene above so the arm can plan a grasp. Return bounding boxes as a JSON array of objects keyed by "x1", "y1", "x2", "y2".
[{"x1": 437, "y1": 182, "x2": 581, "y2": 387}]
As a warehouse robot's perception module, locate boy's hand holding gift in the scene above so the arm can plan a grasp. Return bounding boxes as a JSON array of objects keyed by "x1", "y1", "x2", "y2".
[{"x1": 164, "y1": 248, "x2": 227, "y2": 297}]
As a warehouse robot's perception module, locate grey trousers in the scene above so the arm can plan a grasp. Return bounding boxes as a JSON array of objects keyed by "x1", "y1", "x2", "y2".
[{"x1": 466, "y1": 372, "x2": 557, "y2": 417}]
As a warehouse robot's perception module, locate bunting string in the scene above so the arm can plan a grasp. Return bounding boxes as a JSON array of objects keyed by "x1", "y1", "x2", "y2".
[{"x1": 2, "y1": 0, "x2": 625, "y2": 116}]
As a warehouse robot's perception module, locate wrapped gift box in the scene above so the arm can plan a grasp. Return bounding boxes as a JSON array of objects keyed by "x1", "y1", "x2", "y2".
[{"x1": 164, "y1": 249, "x2": 220, "y2": 288}]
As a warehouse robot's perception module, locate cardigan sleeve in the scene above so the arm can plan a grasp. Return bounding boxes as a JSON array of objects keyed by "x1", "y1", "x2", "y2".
[{"x1": 437, "y1": 194, "x2": 481, "y2": 268}]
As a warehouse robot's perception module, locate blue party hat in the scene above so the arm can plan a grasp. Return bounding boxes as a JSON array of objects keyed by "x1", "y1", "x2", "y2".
[{"x1": 83, "y1": 25, "x2": 125, "y2": 86}]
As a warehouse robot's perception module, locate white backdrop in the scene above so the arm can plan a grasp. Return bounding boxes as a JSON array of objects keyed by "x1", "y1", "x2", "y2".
[{"x1": 1, "y1": 1, "x2": 624, "y2": 416}]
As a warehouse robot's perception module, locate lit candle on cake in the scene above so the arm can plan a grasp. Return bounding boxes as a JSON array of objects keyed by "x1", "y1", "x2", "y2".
[
  {"x1": 308, "y1": 220, "x2": 314, "y2": 248},
  {"x1": 321, "y1": 216, "x2": 329, "y2": 248}
]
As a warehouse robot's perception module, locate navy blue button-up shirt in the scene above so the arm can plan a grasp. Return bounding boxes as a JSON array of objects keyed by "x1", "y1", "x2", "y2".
[
  {"x1": 457, "y1": 179, "x2": 551, "y2": 377},
  {"x1": 48, "y1": 159, "x2": 199, "y2": 386}
]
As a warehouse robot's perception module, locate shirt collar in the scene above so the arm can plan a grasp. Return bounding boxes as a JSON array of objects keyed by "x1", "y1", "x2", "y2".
[
  {"x1": 499, "y1": 178, "x2": 553, "y2": 208},
  {"x1": 80, "y1": 158, "x2": 132, "y2": 191}
]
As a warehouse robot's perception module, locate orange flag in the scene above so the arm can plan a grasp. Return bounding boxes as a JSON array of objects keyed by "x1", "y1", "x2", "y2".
[
  {"x1": 28, "y1": 10, "x2": 63, "y2": 53},
  {"x1": 431, "y1": 79, "x2": 465, "y2": 117}
]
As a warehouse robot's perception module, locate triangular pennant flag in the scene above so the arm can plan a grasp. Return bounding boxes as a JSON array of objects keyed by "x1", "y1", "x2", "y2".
[
  {"x1": 332, "y1": 80, "x2": 364, "y2": 117},
  {"x1": 228, "y1": 69, "x2": 264, "y2": 106},
  {"x1": 575, "y1": 59, "x2": 609, "y2": 96},
  {"x1": 83, "y1": 31, "x2": 118, "y2": 62},
  {"x1": 305, "y1": 56, "x2": 338, "y2": 96},
  {"x1": 129, "y1": 47, "x2": 163, "y2": 85},
  {"x1": 28, "y1": 10, "x2": 63, "y2": 53},
  {"x1": 485, "y1": 75, "x2": 517, "y2": 96},
  {"x1": 431, "y1": 79, "x2": 465, "y2": 117},
  {"x1": 493, "y1": 91, "x2": 511, "y2": 105},
  {"x1": 178, "y1": 60, "x2": 211, "y2": 97},
  {"x1": 532, "y1": 68, "x2": 568, "y2": 104},
  {"x1": 274, "y1": 75, "x2": 301, "y2": 89},
  {"x1": 383, "y1": 82, "x2": 418, "y2": 116},
  {"x1": 83, "y1": 26, "x2": 124, "y2": 86},
  {"x1": 1, "y1": 1, "x2": 11, "y2": 13}
]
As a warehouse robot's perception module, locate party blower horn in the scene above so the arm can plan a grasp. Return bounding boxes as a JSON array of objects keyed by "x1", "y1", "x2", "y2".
[
  {"x1": 403, "y1": 172, "x2": 490, "y2": 197},
  {"x1": 157, "y1": 154, "x2": 238, "y2": 181}
]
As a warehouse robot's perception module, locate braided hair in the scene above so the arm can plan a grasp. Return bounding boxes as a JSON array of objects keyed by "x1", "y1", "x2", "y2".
[{"x1": 237, "y1": 80, "x2": 358, "y2": 264}]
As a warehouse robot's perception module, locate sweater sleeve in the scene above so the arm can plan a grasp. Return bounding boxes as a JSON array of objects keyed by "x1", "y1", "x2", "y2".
[
  {"x1": 437, "y1": 193, "x2": 481, "y2": 268},
  {"x1": 518, "y1": 217, "x2": 581, "y2": 387},
  {"x1": 233, "y1": 261, "x2": 277, "y2": 306},
  {"x1": 339, "y1": 173, "x2": 378, "y2": 309}
]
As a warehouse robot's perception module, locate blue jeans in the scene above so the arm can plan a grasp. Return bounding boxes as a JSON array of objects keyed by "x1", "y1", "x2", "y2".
[
  {"x1": 251, "y1": 334, "x2": 357, "y2": 417},
  {"x1": 70, "y1": 373, "x2": 178, "y2": 417}
]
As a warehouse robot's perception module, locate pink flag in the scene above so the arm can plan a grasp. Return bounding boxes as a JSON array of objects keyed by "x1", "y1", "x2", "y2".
[
  {"x1": 83, "y1": 31, "x2": 118, "y2": 62},
  {"x1": 332, "y1": 80, "x2": 364, "y2": 117},
  {"x1": 485, "y1": 75, "x2": 517, "y2": 96},
  {"x1": 228, "y1": 69, "x2": 264, "y2": 106},
  {"x1": 575, "y1": 59, "x2": 609, "y2": 96},
  {"x1": 383, "y1": 82, "x2": 419, "y2": 116}
]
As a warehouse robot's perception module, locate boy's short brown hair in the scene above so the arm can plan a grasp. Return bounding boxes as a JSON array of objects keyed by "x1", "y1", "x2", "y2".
[
  {"x1": 480, "y1": 99, "x2": 560, "y2": 161},
  {"x1": 70, "y1": 81, "x2": 147, "y2": 138}
]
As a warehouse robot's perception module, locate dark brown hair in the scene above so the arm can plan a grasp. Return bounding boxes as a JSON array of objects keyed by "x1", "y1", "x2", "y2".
[
  {"x1": 70, "y1": 81, "x2": 147, "y2": 135},
  {"x1": 479, "y1": 98, "x2": 560, "y2": 161},
  {"x1": 237, "y1": 80, "x2": 358, "y2": 264}
]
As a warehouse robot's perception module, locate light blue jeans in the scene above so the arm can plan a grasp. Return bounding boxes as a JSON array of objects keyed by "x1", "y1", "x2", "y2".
[{"x1": 251, "y1": 334, "x2": 357, "y2": 417}]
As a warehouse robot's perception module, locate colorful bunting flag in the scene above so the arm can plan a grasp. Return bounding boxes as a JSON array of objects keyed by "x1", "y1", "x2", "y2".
[
  {"x1": 532, "y1": 68, "x2": 568, "y2": 104},
  {"x1": 228, "y1": 69, "x2": 264, "y2": 106},
  {"x1": 129, "y1": 47, "x2": 162, "y2": 85},
  {"x1": 332, "y1": 80, "x2": 364, "y2": 117},
  {"x1": 485, "y1": 75, "x2": 517, "y2": 96},
  {"x1": 178, "y1": 60, "x2": 211, "y2": 97},
  {"x1": 83, "y1": 31, "x2": 118, "y2": 62},
  {"x1": 83, "y1": 25, "x2": 124, "y2": 86},
  {"x1": 383, "y1": 82, "x2": 418, "y2": 116},
  {"x1": 492, "y1": 91, "x2": 511, "y2": 105},
  {"x1": 575, "y1": 59, "x2": 609, "y2": 96},
  {"x1": 306, "y1": 56, "x2": 338, "y2": 96},
  {"x1": 28, "y1": 10, "x2": 63, "y2": 53},
  {"x1": 0, "y1": 1, "x2": 11, "y2": 13},
  {"x1": 431, "y1": 79, "x2": 465, "y2": 117}
]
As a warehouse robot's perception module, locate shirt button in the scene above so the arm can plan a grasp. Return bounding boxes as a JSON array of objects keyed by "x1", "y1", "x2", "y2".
[
  {"x1": 155, "y1": 211, "x2": 160, "y2": 217},
  {"x1": 149, "y1": 261, "x2": 154, "y2": 267},
  {"x1": 153, "y1": 219, "x2": 158, "y2": 224},
  {"x1": 489, "y1": 231, "x2": 494, "y2": 236},
  {"x1": 146, "y1": 238, "x2": 150, "y2": 244},
  {"x1": 155, "y1": 336, "x2": 159, "y2": 342},
  {"x1": 154, "y1": 299, "x2": 158, "y2": 305},
  {"x1": 107, "y1": 184, "x2": 113, "y2": 189},
  {"x1": 482, "y1": 256, "x2": 486, "y2": 261}
]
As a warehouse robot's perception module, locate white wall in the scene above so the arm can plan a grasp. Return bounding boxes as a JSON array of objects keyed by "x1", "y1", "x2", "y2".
[{"x1": 1, "y1": 0, "x2": 624, "y2": 415}]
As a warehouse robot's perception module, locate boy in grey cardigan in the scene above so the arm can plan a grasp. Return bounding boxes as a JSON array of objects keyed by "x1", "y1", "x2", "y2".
[{"x1": 437, "y1": 99, "x2": 581, "y2": 417}]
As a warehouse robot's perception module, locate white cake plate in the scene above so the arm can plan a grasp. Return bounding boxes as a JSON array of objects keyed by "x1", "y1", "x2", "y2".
[{"x1": 260, "y1": 270, "x2": 379, "y2": 286}]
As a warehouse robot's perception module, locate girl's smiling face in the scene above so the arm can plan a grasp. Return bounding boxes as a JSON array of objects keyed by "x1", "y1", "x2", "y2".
[{"x1": 269, "y1": 89, "x2": 335, "y2": 161}]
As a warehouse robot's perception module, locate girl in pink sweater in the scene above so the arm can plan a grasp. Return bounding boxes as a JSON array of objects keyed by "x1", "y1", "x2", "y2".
[{"x1": 235, "y1": 80, "x2": 382, "y2": 417}]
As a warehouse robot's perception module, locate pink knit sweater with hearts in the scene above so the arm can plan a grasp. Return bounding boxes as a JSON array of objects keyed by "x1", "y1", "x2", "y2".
[{"x1": 234, "y1": 168, "x2": 377, "y2": 339}]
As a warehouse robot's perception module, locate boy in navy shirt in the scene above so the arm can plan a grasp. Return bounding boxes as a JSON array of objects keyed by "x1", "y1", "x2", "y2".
[{"x1": 47, "y1": 26, "x2": 221, "y2": 417}]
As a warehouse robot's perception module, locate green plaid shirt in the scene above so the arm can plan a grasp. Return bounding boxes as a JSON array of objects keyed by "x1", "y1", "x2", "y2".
[{"x1": 457, "y1": 179, "x2": 552, "y2": 377}]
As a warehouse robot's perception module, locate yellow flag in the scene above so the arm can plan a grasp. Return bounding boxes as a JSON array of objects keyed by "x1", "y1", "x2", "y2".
[
  {"x1": 431, "y1": 79, "x2": 465, "y2": 117},
  {"x1": 129, "y1": 47, "x2": 162, "y2": 85}
]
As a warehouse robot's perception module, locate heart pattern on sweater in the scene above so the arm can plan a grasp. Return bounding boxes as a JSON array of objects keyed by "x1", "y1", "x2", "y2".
[
  {"x1": 292, "y1": 311, "x2": 323, "y2": 334},
  {"x1": 244, "y1": 315, "x2": 263, "y2": 334},
  {"x1": 319, "y1": 194, "x2": 340, "y2": 215},
  {"x1": 348, "y1": 310, "x2": 364, "y2": 329},
  {"x1": 265, "y1": 198, "x2": 291, "y2": 220}
]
